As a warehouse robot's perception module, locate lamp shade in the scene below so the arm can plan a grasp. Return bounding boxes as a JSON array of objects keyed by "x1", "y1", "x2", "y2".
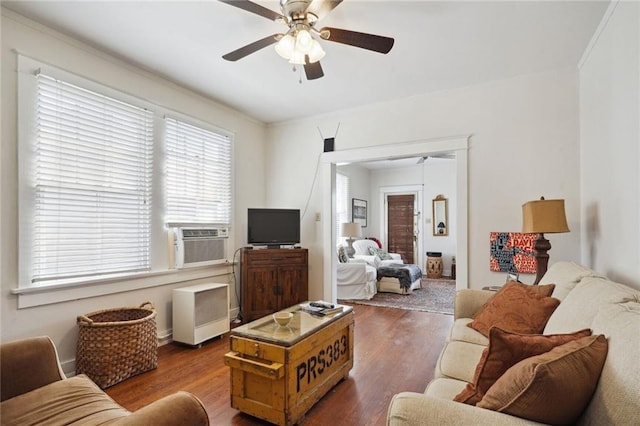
[
  {"x1": 340, "y1": 222, "x2": 362, "y2": 238},
  {"x1": 275, "y1": 34, "x2": 295, "y2": 59},
  {"x1": 522, "y1": 198, "x2": 570, "y2": 234},
  {"x1": 306, "y1": 39, "x2": 326, "y2": 63}
]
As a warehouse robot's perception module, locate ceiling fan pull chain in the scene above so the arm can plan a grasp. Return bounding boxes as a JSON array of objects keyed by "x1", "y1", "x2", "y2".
[{"x1": 290, "y1": 64, "x2": 302, "y2": 84}]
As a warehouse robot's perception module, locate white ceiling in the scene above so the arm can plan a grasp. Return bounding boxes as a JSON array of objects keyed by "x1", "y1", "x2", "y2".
[{"x1": 3, "y1": 1, "x2": 609, "y2": 124}]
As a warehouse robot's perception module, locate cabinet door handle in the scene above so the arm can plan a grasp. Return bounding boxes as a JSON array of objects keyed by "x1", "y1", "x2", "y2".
[{"x1": 271, "y1": 257, "x2": 283, "y2": 260}]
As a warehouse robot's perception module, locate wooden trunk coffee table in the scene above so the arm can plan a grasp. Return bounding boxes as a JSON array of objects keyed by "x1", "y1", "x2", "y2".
[{"x1": 224, "y1": 303, "x2": 354, "y2": 426}]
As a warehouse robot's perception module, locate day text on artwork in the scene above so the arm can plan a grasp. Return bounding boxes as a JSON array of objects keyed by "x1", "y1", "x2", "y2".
[{"x1": 490, "y1": 232, "x2": 537, "y2": 274}]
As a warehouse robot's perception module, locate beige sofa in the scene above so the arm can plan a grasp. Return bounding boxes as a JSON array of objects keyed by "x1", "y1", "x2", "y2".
[
  {"x1": 1, "y1": 336, "x2": 210, "y2": 425},
  {"x1": 387, "y1": 261, "x2": 640, "y2": 425}
]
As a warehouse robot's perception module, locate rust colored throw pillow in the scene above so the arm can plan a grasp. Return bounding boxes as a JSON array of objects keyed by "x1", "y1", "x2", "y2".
[
  {"x1": 477, "y1": 334, "x2": 608, "y2": 425},
  {"x1": 454, "y1": 327, "x2": 592, "y2": 405},
  {"x1": 512, "y1": 281, "x2": 556, "y2": 297},
  {"x1": 468, "y1": 281, "x2": 560, "y2": 337}
]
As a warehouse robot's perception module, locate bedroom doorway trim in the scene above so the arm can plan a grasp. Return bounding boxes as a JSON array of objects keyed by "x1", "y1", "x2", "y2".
[{"x1": 321, "y1": 135, "x2": 470, "y2": 303}]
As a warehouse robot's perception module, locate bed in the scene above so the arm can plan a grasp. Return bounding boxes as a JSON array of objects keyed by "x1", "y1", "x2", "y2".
[{"x1": 377, "y1": 263, "x2": 423, "y2": 295}]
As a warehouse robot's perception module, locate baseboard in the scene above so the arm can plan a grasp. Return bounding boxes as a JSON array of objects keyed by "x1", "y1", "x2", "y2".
[{"x1": 229, "y1": 307, "x2": 241, "y2": 323}]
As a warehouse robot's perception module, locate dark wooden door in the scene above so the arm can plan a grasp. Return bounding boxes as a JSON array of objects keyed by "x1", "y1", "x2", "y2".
[{"x1": 387, "y1": 194, "x2": 415, "y2": 264}]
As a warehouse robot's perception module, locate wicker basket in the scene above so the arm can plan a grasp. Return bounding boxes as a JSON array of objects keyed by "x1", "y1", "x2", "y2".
[{"x1": 76, "y1": 302, "x2": 158, "y2": 389}]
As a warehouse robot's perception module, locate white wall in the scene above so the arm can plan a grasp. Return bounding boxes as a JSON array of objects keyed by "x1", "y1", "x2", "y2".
[
  {"x1": 579, "y1": 1, "x2": 640, "y2": 288},
  {"x1": 336, "y1": 163, "x2": 370, "y2": 232},
  {"x1": 370, "y1": 164, "x2": 423, "y2": 240},
  {"x1": 1, "y1": 11, "x2": 266, "y2": 368},
  {"x1": 423, "y1": 159, "x2": 457, "y2": 276},
  {"x1": 266, "y1": 68, "x2": 582, "y2": 295}
]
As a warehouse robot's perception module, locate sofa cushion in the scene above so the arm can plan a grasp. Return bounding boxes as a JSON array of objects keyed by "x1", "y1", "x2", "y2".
[
  {"x1": 338, "y1": 246, "x2": 348, "y2": 263},
  {"x1": 539, "y1": 261, "x2": 604, "y2": 301},
  {"x1": 369, "y1": 246, "x2": 393, "y2": 260},
  {"x1": 468, "y1": 282, "x2": 560, "y2": 337},
  {"x1": 436, "y1": 341, "x2": 486, "y2": 383},
  {"x1": 425, "y1": 377, "x2": 467, "y2": 400},
  {"x1": 0, "y1": 374, "x2": 130, "y2": 425},
  {"x1": 352, "y1": 239, "x2": 378, "y2": 255},
  {"x1": 448, "y1": 319, "x2": 489, "y2": 346},
  {"x1": 514, "y1": 282, "x2": 556, "y2": 297},
  {"x1": 580, "y1": 300, "x2": 640, "y2": 425},
  {"x1": 389, "y1": 391, "x2": 545, "y2": 426},
  {"x1": 454, "y1": 327, "x2": 592, "y2": 405},
  {"x1": 477, "y1": 334, "x2": 608, "y2": 425},
  {"x1": 544, "y1": 276, "x2": 639, "y2": 335}
]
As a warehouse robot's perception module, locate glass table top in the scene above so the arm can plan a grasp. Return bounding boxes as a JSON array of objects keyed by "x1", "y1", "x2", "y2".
[{"x1": 231, "y1": 303, "x2": 353, "y2": 347}]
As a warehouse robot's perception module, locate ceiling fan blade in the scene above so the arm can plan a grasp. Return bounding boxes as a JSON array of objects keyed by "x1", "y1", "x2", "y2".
[
  {"x1": 222, "y1": 34, "x2": 280, "y2": 61},
  {"x1": 218, "y1": 0, "x2": 284, "y2": 22},
  {"x1": 306, "y1": 0, "x2": 343, "y2": 20},
  {"x1": 320, "y1": 27, "x2": 394, "y2": 54},
  {"x1": 304, "y1": 57, "x2": 324, "y2": 80}
]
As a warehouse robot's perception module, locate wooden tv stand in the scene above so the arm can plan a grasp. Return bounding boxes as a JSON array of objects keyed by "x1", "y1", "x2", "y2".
[{"x1": 241, "y1": 248, "x2": 308, "y2": 322}]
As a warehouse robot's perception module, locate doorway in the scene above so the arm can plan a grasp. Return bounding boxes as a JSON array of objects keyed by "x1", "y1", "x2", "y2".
[
  {"x1": 387, "y1": 194, "x2": 415, "y2": 264},
  {"x1": 321, "y1": 135, "x2": 470, "y2": 302}
]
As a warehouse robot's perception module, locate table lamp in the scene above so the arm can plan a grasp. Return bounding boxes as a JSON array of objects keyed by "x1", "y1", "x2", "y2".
[
  {"x1": 522, "y1": 197, "x2": 569, "y2": 284},
  {"x1": 340, "y1": 222, "x2": 362, "y2": 258}
]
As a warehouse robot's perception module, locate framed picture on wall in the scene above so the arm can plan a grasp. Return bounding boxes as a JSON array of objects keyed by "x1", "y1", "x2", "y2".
[{"x1": 352, "y1": 198, "x2": 367, "y2": 228}]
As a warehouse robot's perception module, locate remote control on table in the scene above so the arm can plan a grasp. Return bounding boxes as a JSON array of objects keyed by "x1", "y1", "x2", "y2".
[{"x1": 310, "y1": 302, "x2": 334, "y2": 309}]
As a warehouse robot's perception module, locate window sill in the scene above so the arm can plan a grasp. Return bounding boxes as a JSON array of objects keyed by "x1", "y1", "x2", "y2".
[{"x1": 12, "y1": 263, "x2": 233, "y2": 309}]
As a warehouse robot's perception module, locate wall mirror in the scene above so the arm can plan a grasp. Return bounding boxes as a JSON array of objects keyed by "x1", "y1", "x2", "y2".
[{"x1": 432, "y1": 195, "x2": 448, "y2": 236}]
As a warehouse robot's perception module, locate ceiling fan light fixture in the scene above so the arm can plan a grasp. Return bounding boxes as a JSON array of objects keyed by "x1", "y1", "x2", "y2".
[
  {"x1": 295, "y1": 29, "x2": 313, "y2": 53},
  {"x1": 288, "y1": 49, "x2": 307, "y2": 65},
  {"x1": 306, "y1": 39, "x2": 325, "y2": 63},
  {"x1": 278, "y1": 28, "x2": 325, "y2": 65},
  {"x1": 275, "y1": 33, "x2": 295, "y2": 59},
  {"x1": 288, "y1": 39, "x2": 324, "y2": 64}
]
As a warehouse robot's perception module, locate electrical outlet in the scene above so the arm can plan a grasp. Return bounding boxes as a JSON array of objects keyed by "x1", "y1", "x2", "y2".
[{"x1": 315, "y1": 212, "x2": 321, "y2": 222}]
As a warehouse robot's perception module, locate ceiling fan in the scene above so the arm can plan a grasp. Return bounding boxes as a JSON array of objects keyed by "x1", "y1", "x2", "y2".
[
  {"x1": 416, "y1": 153, "x2": 457, "y2": 164},
  {"x1": 219, "y1": 0, "x2": 395, "y2": 80}
]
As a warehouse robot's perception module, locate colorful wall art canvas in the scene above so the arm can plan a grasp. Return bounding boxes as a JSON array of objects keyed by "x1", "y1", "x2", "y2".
[{"x1": 490, "y1": 232, "x2": 537, "y2": 273}]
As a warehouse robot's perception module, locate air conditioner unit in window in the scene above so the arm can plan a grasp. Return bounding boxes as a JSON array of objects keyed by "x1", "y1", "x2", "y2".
[{"x1": 170, "y1": 227, "x2": 229, "y2": 269}]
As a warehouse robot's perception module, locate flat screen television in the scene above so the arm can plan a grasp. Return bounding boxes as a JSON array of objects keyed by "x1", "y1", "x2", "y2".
[{"x1": 247, "y1": 208, "x2": 300, "y2": 248}]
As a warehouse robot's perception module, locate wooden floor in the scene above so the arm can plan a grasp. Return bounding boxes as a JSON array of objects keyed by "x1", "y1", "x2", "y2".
[{"x1": 106, "y1": 304, "x2": 453, "y2": 425}]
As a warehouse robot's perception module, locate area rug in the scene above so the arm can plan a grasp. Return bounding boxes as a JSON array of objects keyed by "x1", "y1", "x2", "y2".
[{"x1": 339, "y1": 278, "x2": 456, "y2": 315}]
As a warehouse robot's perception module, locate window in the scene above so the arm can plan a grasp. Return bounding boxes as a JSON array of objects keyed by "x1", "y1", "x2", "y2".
[
  {"x1": 336, "y1": 172, "x2": 350, "y2": 242},
  {"x1": 165, "y1": 118, "x2": 231, "y2": 225},
  {"x1": 18, "y1": 57, "x2": 233, "y2": 290},
  {"x1": 30, "y1": 73, "x2": 153, "y2": 285}
]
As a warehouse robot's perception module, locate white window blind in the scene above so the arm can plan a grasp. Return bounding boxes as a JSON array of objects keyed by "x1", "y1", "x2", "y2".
[
  {"x1": 336, "y1": 172, "x2": 350, "y2": 240},
  {"x1": 165, "y1": 117, "x2": 232, "y2": 224},
  {"x1": 32, "y1": 73, "x2": 153, "y2": 284}
]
